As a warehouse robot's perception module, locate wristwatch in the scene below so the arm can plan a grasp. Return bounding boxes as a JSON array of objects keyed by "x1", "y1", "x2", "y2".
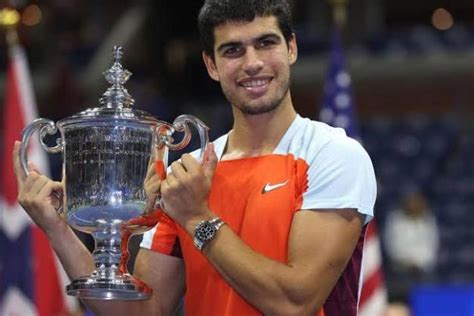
[{"x1": 193, "y1": 217, "x2": 224, "y2": 251}]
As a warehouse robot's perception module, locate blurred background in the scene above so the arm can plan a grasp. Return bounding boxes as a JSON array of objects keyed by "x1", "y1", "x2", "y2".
[{"x1": 1, "y1": 0, "x2": 474, "y2": 315}]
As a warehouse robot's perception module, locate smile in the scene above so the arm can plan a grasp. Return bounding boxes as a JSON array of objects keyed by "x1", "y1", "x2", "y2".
[
  {"x1": 240, "y1": 78, "x2": 271, "y2": 88},
  {"x1": 238, "y1": 77, "x2": 273, "y2": 95}
]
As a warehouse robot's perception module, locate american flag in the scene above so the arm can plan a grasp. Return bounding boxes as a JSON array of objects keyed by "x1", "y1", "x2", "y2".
[
  {"x1": 0, "y1": 37, "x2": 74, "y2": 315},
  {"x1": 320, "y1": 28, "x2": 387, "y2": 316}
]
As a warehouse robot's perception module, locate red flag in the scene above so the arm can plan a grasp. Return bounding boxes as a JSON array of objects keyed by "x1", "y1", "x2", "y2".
[
  {"x1": 0, "y1": 39, "x2": 72, "y2": 315},
  {"x1": 359, "y1": 221, "x2": 387, "y2": 316}
]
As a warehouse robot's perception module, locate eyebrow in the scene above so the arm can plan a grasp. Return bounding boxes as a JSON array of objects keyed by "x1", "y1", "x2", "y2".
[
  {"x1": 255, "y1": 33, "x2": 282, "y2": 43},
  {"x1": 216, "y1": 32, "x2": 282, "y2": 53}
]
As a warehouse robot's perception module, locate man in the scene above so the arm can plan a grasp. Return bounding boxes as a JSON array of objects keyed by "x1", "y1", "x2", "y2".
[{"x1": 13, "y1": 0, "x2": 376, "y2": 315}]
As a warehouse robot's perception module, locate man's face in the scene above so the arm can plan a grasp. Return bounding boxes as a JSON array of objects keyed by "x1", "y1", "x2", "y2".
[{"x1": 203, "y1": 16, "x2": 297, "y2": 115}]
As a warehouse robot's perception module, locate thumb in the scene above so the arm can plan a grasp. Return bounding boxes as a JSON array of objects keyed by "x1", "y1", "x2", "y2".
[
  {"x1": 51, "y1": 181, "x2": 64, "y2": 192},
  {"x1": 202, "y1": 143, "x2": 217, "y2": 180},
  {"x1": 12, "y1": 141, "x2": 25, "y2": 190}
]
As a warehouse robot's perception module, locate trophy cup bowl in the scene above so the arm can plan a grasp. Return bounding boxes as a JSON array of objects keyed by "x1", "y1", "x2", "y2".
[{"x1": 19, "y1": 46, "x2": 208, "y2": 300}]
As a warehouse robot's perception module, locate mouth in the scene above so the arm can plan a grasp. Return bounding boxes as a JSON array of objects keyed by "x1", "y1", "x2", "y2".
[{"x1": 238, "y1": 77, "x2": 272, "y2": 92}]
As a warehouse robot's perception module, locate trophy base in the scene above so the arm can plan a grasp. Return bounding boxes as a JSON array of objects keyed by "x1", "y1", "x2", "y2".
[{"x1": 66, "y1": 273, "x2": 152, "y2": 300}]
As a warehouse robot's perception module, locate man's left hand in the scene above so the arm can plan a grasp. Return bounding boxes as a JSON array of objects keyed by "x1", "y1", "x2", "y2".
[{"x1": 160, "y1": 143, "x2": 218, "y2": 233}]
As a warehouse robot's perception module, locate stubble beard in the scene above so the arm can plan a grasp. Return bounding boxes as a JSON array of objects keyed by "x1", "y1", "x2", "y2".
[{"x1": 224, "y1": 77, "x2": 291, "y2": 116}]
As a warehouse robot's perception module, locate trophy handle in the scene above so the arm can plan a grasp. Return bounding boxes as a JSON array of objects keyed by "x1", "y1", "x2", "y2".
[
  {"x1": 20, "y1": 118, "x2": 64, "y2": 213},
  {"x1": 162, "y1": 114, "x2": 209, "y2": 162},
  {"x1": 151, "y1": 115, "x2": 209, "y2": 211}
]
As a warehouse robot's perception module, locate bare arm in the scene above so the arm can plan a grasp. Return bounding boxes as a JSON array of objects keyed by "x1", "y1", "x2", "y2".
[{"x1": 201, "y1": 209, "x2": 363, "y2": 315}]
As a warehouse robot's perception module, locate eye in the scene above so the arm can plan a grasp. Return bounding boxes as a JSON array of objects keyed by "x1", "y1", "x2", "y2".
[
  {"x1": 223, "y1": 46, "x2": 244, "y2": 57},
  {"x1": 259, "y1": 40, "x2": 275, "y2": 47},
  {"x1": 257, "y1": 38, "x2": 277, "y2": 49}
]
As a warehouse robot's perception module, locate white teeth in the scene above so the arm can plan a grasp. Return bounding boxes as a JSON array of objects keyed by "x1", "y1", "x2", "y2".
[{"x1": 242, "y1": 79, "x2": 269, "y2": 88}]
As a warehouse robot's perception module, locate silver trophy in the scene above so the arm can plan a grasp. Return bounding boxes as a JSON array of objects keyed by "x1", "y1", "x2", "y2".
[{"x1": 19, "y1": 46, "x2": 208, "y2": 300}]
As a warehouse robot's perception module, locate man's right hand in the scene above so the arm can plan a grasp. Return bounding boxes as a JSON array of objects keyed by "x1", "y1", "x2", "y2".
[{"x1": 12, "y1": 141, "x2": 67, "y2": 236}]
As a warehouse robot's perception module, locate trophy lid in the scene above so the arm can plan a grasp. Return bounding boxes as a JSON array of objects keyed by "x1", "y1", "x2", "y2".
[{"x1": 57, "y1": 46, "x2": 161, "y2": 128}]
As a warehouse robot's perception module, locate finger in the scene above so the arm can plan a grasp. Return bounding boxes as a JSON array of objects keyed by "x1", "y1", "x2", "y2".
[
  {"x1": 36, "y1": 180, "x2": 64, "y2": 211},
  {"x1": 202, "y1": 143, "x2": 217, "y2": 180},
  {"x1": 50, "y1": 181, "x2": 64, "y2": 202},
  {"x1": 145, "y1": 172, "x2": 160, "y2": 206},
  {"x1": 202, "y1": 142, "x2": 212, "y2": 165},
  {"x1": 12, "y1": 141, "x2": 26, "y2": 188},
  {"x1": 145, "y1": 173, "x2": 162, "y2": 191},
  {"x1": 22, "y1": 171, "x2": 40, "y2": 194},
  {"x1": 146, "y1": 180, "x2": 161, "y2": 196},
  {"x1": 170, "y1": 161, "x2": 188, "y2": 181},
  {"x1": 29, "y1": 175, "x2": 50, "y2": 195},
  {"x1": 181, "y1": 154, "x2": 200, "y2": 175},
  {"x1": 160, "y1": 177, "x2": 169, "y2": 196},
  {"x1": 203, "y1": 143, "x2": 216, "y2": 165},
  {"x1": 145, "y1": 157, "x2": 156, "y2": 180},
  {"x1": 145, "y1": 172, "x2": 162, "y2": 186},
  {"x1": 36, "y1": 180, "x2": 58, "y2": 201},
  {"x1": 23, "y1": 172, "x2": 55, "y2": 196},
  {"x1": 50, "y1": 181, "x2": 64, "y2": 192},
  {"x1": 165, "y1": 172, "x2": 177, "y2": 186}
]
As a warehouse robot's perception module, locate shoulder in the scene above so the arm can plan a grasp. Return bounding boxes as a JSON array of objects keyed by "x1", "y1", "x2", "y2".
[
  {"x1": 296, "y1": 117, "x2": 377, "y2": 222},
  {"x1": 318, "y1": 132, "x2": 371, "y2": 167},
  {"x1": 278, "y1": 115, "x2": 370, "y2": 166}
]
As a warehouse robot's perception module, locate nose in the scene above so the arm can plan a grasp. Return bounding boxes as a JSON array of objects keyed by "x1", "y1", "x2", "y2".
[{"x1": 242, "y1": 47, "x2": 263, "y2": 75}]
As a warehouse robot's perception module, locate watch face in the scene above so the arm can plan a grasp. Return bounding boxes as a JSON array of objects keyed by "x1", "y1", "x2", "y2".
[{"x1": 197, "y1": 222, "x2": 217, "y2": 241}]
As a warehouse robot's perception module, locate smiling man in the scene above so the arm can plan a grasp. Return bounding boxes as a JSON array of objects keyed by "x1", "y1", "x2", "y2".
[
  {"x1": 205, "y1": 15, "x2": 294, "y2": 116},
  {"x1": 140, "y1": 1, "x2": 376, "y2": 315},
  {"x1": 13, "y1": 1, "x2": 376, "y2": 315}
]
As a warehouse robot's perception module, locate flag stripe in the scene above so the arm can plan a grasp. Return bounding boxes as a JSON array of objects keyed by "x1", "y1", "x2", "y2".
[
  {"x1": 358, "y1": 287, "x2": 387, "y2": 316},
  {"x1": 11, "y1": 45, "x2": 38, "y2": 121},
  {"x1": 359, "y1": 263, "x2": 384, "y2": 305},
  {"x1": 362, "y1": 224, "x2": 382, "y2": 281},
  {"x1": 32, "y1": 226, "x2": 66, "y2": 316},
  {"x1": 11, "y1": 45, "x2": 49, "y2": 180},
  {"x1": 2, "y1": 56, "x2": 25, "y2": 205}
]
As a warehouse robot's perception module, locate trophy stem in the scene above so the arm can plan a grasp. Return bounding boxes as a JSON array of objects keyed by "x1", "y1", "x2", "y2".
[
  {"x1": 66, "y1": 223, "x2": 152, "y2": 300},
  {"x1": 92, "y1": 223, "x2": 122, "y2": 278}
]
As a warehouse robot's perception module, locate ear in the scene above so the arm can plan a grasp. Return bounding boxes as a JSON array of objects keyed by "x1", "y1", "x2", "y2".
[
  {"x1": 202, "y1": 51, "x2": 220, "y2": 82},
  {"x1": 288, "y1": 33, "x2": 298, "y2": 65}
]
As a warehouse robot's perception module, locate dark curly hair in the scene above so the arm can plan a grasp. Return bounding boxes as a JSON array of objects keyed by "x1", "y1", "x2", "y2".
[{"x1": 198, "y1": 0, "x2": 294, "y2": 58}]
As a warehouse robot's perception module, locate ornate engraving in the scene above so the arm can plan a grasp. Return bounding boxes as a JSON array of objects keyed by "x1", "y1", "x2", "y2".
[{"x1": 64, "y1": 125, "x2": 153, "y2": 223}]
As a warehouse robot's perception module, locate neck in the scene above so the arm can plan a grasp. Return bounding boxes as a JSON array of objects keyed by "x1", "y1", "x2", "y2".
[{"x1": 223, "y1": 93, "x2": 297, "y2": 160}]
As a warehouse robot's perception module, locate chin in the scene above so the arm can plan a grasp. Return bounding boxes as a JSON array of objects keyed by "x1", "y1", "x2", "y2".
[{"x1": 237, "y1": 101, "x2": 280, "y2": 115}]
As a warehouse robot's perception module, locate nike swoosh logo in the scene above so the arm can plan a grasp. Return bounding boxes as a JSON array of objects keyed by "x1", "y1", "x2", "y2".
[{"x1": 262, "y1": 180, "x2": 289, "y2": 194}]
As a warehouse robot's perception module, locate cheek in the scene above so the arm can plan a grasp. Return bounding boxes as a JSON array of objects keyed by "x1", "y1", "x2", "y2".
[
  {"x1": 267, "y1": 52, "x2": 290, "y2": 73},
  {"x1": 216, "y1": 60, "x2": 241, "y2": 81},
  {"x1": 271, "y1": 60, "x2": 289, "y2": 79}
]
